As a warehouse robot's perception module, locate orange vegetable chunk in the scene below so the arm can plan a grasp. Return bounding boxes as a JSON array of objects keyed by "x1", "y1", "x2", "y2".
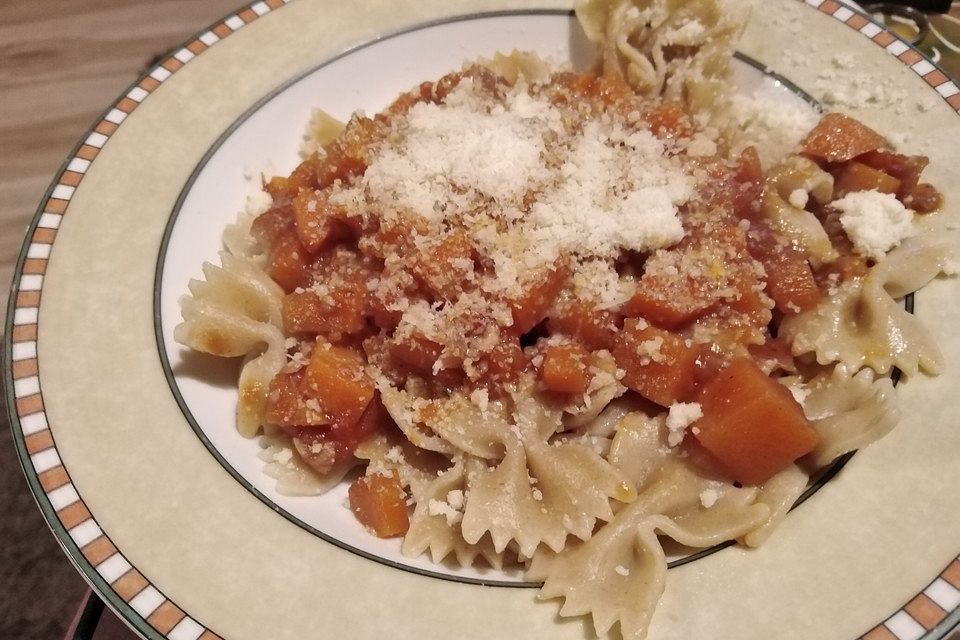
[
  {"x1": 481, "y1": 336, "x2": 528, "y2": 384},
  {"x1": 349, "y1": 473, "x2": 409, "y2": 538},
  {"x1": 510, "y1": 263, "x2": 570, "y2": 334},
  {"x1": 623, "y1": 276, "x2": 719, "y2": 330},
  {"x1": 282, "y1": 287, "x2": 366, "y2": 339},
  {"x1": 302, "y1": 341, "x2": 375, "y2": 428},
  {"x1": 265, "y1": 154, "x2": 320, "y2": 200},
  {"x1": 411, "y1": 230, "x2": 474, "y2": 300},
  {"x1": 269, "y1": 231, "x2": 313, "y2": 293},
  {"x1": 746, "y1": 225, "x2": 821, "y2": 314},
  {"x1": 292, "y1": 189, "x2": 348, "y2": 252},
  {"x1": 548, "y1": 300, "x2": 620, "y2": 351},
  {"x1": 389, "y1": 333, "x2": 445, "y2": 376},
  {"x1": 800, "y1": 113, "x2": 887, "y2": 163},
  {"x1": 692, "y1": 358, "x2": 820, "y2": 485},
  {"x1": 265, "y1": 370, "x2": 320, "y2": 427},
  {"x1": 540, "y1": 343, "x2": 589, "y2": 395},
  {"x1": 833, "y1": 161, "x2": 900, "y2": 199},
  {"x1": 613, "y1": 320, "x2": 702, "y2": 406}
]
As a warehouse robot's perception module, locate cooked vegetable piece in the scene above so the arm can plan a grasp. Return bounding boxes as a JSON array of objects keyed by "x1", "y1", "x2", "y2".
[
  {"x1": 316, "y1": 116, "x2": 378, "y2": 188},
  {"x1": 265, "y1": 154, "x2": 320, "y2": 200},
  {"x1": 411, "y1": 230, "x2": 474, "y2": 300},
  {"x1": 349, "y1": 473, "x2": 410, "y2": 538},
  {"x1": 389, "y1": 332, "x2": 445, "y2": 376},
  {"x1": 833, "y1": 161, "x2": 900, "y2": 199},
  {"x1": 856, "y1": 150, "x2": 927, "y2": 201},
  {"x1": 264, "y1": 370, "x2": 323, "y2": 427},
  {"x1": 623, "y1": 275, "x2": 719, "y2": 329},
  {"x1": 906, "y1": 183, "x2": 943, "y2": 213},
  {"x1": 692, "y1": 358, "x2": 819, "y2": 485},
  {"x1": 548, "y1": 300, "x2": 620, "y2": 351},
  {"x1": 746, "y1": 224, "x2": 821, "y2": 313},
  {"x1": 540, "y1": 343, "x2": 590, "y2": 395},
  {"x1": 481, "y1": 336, "x2": 528, "y2": 384},
  {"x1": 302, "y1": 341, "x2": 374, "y2": 428},
  {"x1": 269, "y1": 231, "x2": 313, "y2": 293},
  {"x1": 510, "y1": 263, "x2": 570, "y2": 334},
  {"x1": 800, "y1": 113, "x2": 887, "y2": 163},
  {"x1": 613, "y1": 320, "x2": 702, "y2": 406},
  {"x1": 292, "y1": 189, "x2": 349, "y2": 252},
  {"x1": 643, "y1": 102, "x2": 694, "y2": 139},
  {"x1": 282, "y1": 286, "x2": 366, "y2": 339},
  {"x1": 251, "y1": 203, "x2": 294, "y2": 250}
]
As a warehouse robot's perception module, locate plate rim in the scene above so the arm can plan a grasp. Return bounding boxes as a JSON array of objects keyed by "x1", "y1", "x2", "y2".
[{"x1": 5, "y1": 0, "x2": 960, "y2": 639}]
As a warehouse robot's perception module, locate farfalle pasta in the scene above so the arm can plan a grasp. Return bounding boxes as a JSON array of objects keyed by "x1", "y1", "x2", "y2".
[{"x1": 175, "y1": 1, "x2": 952, "y2": 637}]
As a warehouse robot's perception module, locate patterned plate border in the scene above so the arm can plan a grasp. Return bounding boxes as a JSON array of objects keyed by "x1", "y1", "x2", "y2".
[{"x1": 3, "y1": 1, "x2": 959, "y2": 639}]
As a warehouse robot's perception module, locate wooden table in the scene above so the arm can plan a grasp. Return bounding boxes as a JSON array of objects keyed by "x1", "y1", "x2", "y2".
[{"x1": 0, "y1": 3, "x2": 243, "y2": 639}]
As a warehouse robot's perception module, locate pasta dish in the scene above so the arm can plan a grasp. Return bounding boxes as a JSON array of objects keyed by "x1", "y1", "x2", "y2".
[{"x1": 174, "y1": 1, "x2": 951, "y2": 637}]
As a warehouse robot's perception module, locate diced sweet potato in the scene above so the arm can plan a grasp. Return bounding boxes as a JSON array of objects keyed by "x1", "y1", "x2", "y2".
[
  {"x1": 302, "y1": 341, "x2": 374, "y2": 428},
  {"x1": 269, "y1": 231, "x2": 313, "y2": 293},
  {"x1": 548, "y1": 301, "x2": 620, "y2": 351},
  {"x1": 349, "y1": 473, "x2": 409, "y2": 538},
  {"x1": 623, "y1": 276, "x2": 719, "y2": 330},
  {"x1": 833, "y1": 161, "x2": 900, "y2": 199},
  {"x1": 643, "y1": 102, "x2": 694, "y2": 139},
  {"x1": 389, "y1": 333, "x2": 444, "y2": 376},
  {"x1": 250, "y1": 203, "x2": 294, "y2": 250},
  {"x1": 856, "y1": 150, "x2": 928, "y2": 201},
  {"x1": 282, "y1": 286, "x2": 366, "y2": 339},
  {"x1": 411, "y1": 230, "x2": 474, "y2": 300},
  {"x1": 510, "y1": 263, "x2": 570, "y2": 335},
  {"x1": 906, "y1": 183, "x2": 943, "y2": 213},
  {"x1": 540, "y1": 343, "x2": 589, "y2": 395},
  {"x1": 316, "y1": 115, "x2": 382, "y2": 189},
  {"x1": 264, "y1": 370, "x2": 323, "y2": 427},
  {"x1": 481, "y1": 336, "x2": 528, "y2": 384},
  {"x1": 292, "y1": 189, "x2": 350, "y2": 252},
  {"x1": 613, "y1": 320, "x2": 702, "y2": 406},
  {"x1": 746, "y1": 224, "x2": 821, "y2": 314},
  {"x1": 265, "y1": 154, "x2": 320, "y2": 200},
  {"x1": 800, "y1": 113, "x2": 887, "y2": 163},
  {"x1": 692, "y1": 358, "x2": 820, "y2": 485}
]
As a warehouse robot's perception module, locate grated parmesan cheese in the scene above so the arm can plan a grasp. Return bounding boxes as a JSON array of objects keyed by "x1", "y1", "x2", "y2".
[
  {"x1": 666, "y1": 402, "x2": 703, "y2": 447},
  {"x1": 831, "y1": 190, "x2": 914, "y2": 260}
]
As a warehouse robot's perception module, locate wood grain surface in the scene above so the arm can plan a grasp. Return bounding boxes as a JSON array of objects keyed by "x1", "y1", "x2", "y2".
[{"x1": 0, "y1": 2, "x2": 243, "y2": 638}]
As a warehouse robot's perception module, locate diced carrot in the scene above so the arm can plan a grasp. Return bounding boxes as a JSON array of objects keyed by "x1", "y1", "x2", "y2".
[
  {"x1": 800, "y1": 113, "x2": 887, "y2": 163},
  {"x1": 349, "y1": 473, "x2": 410, "y2": 538},
  {"x1": 302, "y1": 341, "x2": 374, "y2": 428},
  {"x1": 510, "y1": 263, "x2": 570, "y2": 335},
  {"x1": 291, "y1": 189, "x2": 350, "y2": 252},
  {"x1": 746, "y1": 224, "x2": 821, "y2": 314},
  {"x1": 481, "y1": 336, "x2": 528, "y2": 385},
  {"x1": 250, "y1": 203, "x2": 294, "y2": 250},
  {"x1": 264, "y1": 154, "x2": 320, "y2": 200},
  {"x1": 282, "y1": 286, "x2": 366, "y2": 339},
  {"x1": 269, "y1": 230, "x2": 313, "y2": 293},
  {"x1": 906, "y1": 183, "x2": 943, "y2": 213},
  {"x1": 856, "y1": 150, "x2": 928, "y2": 201},
  {"x1": 623, "y1": 275, "x2": 719, "y2": 330},
  {"x1": 613, "y1": 320, "x2": 702, "y2": 407},
  {"x1": 540, "y1": 343, "x2": 590, "y2": 395},
  {"x1": 547, "y1": 301, "x2": 620, "y2": 351},
  {"x1": 833, "y1": 161, "x2": 900, "y2": 199},
  {"x1": 389, "y1": 333, "x2": 444, "y2": 376},
  {"x1": 733, "y1": 146, "x2": 764, "y2": 219},
  {"x1": 316, "y1": 116, "x2": 379, "y2": 188},
  {"x1": 411, "y1": 230, "x2": 474, "y2": 300},
  {"x1": 643, "y1": 102, "x2": 694, "y2": 139},
  {"x1": 748, "y1": 337, "x2": 797, "y2": 374},
  {"x1": 264, "y1": 370, "x2": 322, "y2": 427},
  {"x1": 692, "y1": 358, "x2": 820, "y2": 485}
]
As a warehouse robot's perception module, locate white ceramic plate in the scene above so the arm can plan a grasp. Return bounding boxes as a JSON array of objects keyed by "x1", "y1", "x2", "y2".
[{"x1": 6, "y1": 1, "x2": 960, "y2": 639}]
